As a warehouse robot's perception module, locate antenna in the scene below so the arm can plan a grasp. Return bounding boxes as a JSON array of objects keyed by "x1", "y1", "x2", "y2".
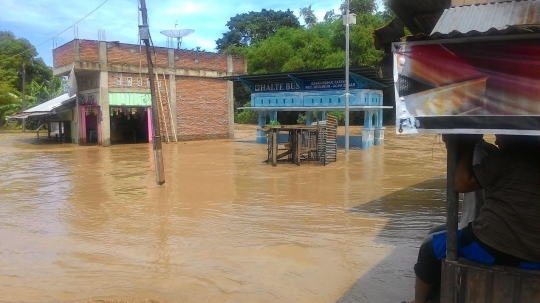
[{"x1": 160, "y1": 27, "x2": 194, "y2": 49}]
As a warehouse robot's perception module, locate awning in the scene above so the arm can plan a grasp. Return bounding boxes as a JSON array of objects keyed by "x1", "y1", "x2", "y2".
[
  {"x1": 431, "y1": 0, "x2": 540, "y2": 38},
  {"x1": 10, "y1": 93, "x2": 77, "y2": 120}
]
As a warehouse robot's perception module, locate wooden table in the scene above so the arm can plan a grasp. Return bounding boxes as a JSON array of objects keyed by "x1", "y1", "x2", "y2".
[{"x1": 265, "y1": 125, "x2": 321, "y2": 166}]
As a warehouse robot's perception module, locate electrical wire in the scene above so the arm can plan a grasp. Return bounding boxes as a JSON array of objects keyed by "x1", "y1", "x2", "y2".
[{"x1": 0, "y1": 0, "x2": 111, "y2": 63}]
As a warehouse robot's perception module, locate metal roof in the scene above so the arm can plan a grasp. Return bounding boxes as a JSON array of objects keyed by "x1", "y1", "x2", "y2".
[
  {"x1": 11, "y1": 93, "x2": 76, "y2": 120},
  {"x1": 431, "y1": 0, "x2": 540, "y2": 38},
  {"x1": 222, "y1": 67, "x2": 379, "y2": 83},
  {"x1": 25, "y1": 93, "x2": 76, "y2": 113}
]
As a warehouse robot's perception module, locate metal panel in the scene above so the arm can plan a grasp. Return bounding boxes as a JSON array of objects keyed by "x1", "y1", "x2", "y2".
[
  {"x1": 24, "y1": 93, "x2": 76, "y2": 113},
  {"x1": 432, "y1": 0, "x2": 540, "y2": 38},
  {"x1": 109, "y1": 92, "x2": 151, "y2": 107}
]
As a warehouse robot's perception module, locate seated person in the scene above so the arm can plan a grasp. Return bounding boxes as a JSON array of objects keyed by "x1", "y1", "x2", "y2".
[
  {"x1": 428, "y1": 138, "x2": 498, "y2": 235},
  {"x1": 409, "y1": 135, "x2": 540, "y2": 303}
]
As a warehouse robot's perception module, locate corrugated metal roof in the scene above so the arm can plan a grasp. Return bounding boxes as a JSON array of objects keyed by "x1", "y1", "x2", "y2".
[
  {"x1": 24, "y1": 93, "x2": 76, "y2": 113},
  {"x1": 431, "y1": 0, "x2": 540, "y2": 38}
]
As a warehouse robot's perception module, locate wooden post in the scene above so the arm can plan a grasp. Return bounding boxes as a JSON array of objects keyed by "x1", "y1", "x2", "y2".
[
  {"x1": 140, "y1": 0, "x2": 165, "y2": 185},
  {"x1": 446, "y1": 135, "x2": 460, "y2": 261},
  {"x1": 272, "y1": 129, "x2": 278, "y2": 167},
  {"x1": 295, "y1": 130, "x2": 301, "y2": 165},
  {"x1": 441, "y1": 135, "x2": 460, "y2": 303}
]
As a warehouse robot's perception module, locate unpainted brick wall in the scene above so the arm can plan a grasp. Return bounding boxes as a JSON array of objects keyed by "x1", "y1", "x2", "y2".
[
  {"x1": 53, "y1": 40, "x2": 237, "y2": 142},
  {"x1": 176, "y1": 77, "x2": 229, "y2": 140},
  {"x1": 107, "y1": 43, "x2": 148, "y2": 66},
  {"x1": 232, "y1": 57, "x2": 246, "y2": 74},
  {"x1": 53, "y1": 40, "x2": 75, "y2": 68},
  {"x1": 154, "y1": 48, "x2": 169, "y2": 67},
  {"x1": 79, "y1": 40, "x2": 99, "y2": 62},
  {"x1": 174, "y1": 50, "x2": 228, "y2": 72},
  {"x1": 56, "y1": 40, "x2": 239, "y2": 74}
]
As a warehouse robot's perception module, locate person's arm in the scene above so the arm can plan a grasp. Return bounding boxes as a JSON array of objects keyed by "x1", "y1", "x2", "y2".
[{"x1": 455, "y1": 141, "x2": 482, "y2": 193}]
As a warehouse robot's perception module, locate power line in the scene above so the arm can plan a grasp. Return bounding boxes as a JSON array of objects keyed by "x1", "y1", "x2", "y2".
[{"x1": 0, "y1": 0, "x2": 110, "y2": 63}]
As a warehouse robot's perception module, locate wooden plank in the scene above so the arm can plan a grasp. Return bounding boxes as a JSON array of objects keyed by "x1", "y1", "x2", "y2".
[
  {"x1": 446, "y1": 260, "x2": 540, "y2": 303},
  {"x1": 464, "y1": 265, "x2": 488, "y2": 302},
  {"x1": 490, "y1": 272, "x2": 516, "y2": 303},
  {"x1": 519, "y1": 277, "x2": 540, "y2": 302},
  {"x1": 267, "y1": 131, "x2": 271, "y2": 162},
  {"x1": 155, "y1": 72, "x2": 170, "y2": 143},
  {"x1": 276, "y1": 150, "x2": 291, "y2": 160},
  {"x1": 162, "y1": 72, "x2": 177, "y2": 142},
  {"x1": 271, "y1": 131, "x2": 277, "y2": 167},
  {"x1": 441, "y1": 260, "x2": 457, "y2": 303},
  {"x1": 295, "y1": 131, "x2": 301, "y2": 165}
]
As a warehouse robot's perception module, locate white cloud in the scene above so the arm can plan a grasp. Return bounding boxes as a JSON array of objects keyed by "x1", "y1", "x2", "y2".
[{"x1": 0, "y1": 0, "x2": 348, "y2": 65}]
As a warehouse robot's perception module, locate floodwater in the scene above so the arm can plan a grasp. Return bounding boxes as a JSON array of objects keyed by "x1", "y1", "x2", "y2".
[{"x1": 0, "y1": 125, "x2": 448, "y2": 303}]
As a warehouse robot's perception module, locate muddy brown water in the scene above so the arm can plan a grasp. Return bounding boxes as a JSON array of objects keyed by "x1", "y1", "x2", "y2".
[{"x1": 0, "y1": 125, "x2": 448, "y2": 303}]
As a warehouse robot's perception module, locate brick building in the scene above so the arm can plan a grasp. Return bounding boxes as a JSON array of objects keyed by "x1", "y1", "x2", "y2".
[{"x1": 53, "y1": 39, "x2": 246, "y2": 146}]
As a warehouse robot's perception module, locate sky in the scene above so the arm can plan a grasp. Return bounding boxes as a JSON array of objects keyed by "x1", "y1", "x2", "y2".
[{"x1": 0, "y1": 0, "x2": 355, "y2": 67}]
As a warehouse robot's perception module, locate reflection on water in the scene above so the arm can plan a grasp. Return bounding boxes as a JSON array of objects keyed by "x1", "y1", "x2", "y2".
[{"x1": 0, "y1": 127, "x2": 447, "y2": 303}]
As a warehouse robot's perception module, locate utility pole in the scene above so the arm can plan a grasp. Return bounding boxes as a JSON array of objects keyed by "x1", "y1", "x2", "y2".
[
  {"x1": 344, "y1": 0, "x2": 350, "y2": 153},
  {"x1": 21, "y1": 63, "x2": 26, "y2": 132},
  {"x1": 139, "y1": 0, "x2": 166, "y2": 185}
]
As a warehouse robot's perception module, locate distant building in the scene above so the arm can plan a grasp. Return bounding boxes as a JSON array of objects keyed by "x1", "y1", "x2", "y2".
[
  {"x1": 51, "y1": 39, "x2": 245, "y2": 146},
  {"x1": 227, "y1": 68, "x2": 392, "y2": 149}
]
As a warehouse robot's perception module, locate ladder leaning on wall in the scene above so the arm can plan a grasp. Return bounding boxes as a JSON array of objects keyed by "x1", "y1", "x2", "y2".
[
  {"x1": 155, "y1": 72, "x2": 178, "y2": 143},
  {"x1": 319, "y1": 115, "x2": 338, "y2": 165}
]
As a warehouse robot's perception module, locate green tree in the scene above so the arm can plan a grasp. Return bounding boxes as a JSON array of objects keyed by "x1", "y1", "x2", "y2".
[
  {"x1": 327, "y1": 13, "x2": 391, "y2": 67},
  {"x1": 0, "y1": 31, "x2": 59, "y2": 127},
  {"x1": 299, "y1": 5, "x2": 318, "y2": 28},
  {"x1": 0, "y1": 82, "x2": 18, "y2": 107},
  {"x1": 0, "y1": 32, "x2": 53, "y2": 91},
  {"x1": 323, "y1": 9, "x2": 339, "y2": 23},
  {"x1": 340, "y1": 0, "x2": 378, "y2": 15},
  {"x1": 247, "y1": 23, "x2": 346, "y2": 74},
  {"x1": 377, "y1": 0, "x2": 396, "y2": 19},
  {"x1": 216, "y1": 9, "x2": 301, "y2": 52}
]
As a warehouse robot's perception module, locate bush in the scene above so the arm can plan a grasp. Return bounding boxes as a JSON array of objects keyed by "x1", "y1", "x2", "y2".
[
  {"x1": 297, "y1": 113, "x2": 306, "y2": 124},
  {"x1": 235, "y1": 102, "x2": 258, "y2": 124}
]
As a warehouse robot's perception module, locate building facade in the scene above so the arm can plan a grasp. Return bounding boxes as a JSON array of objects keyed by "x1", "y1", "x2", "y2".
[
  {"x1": 229, "y1": 68, "x2": 392, "y2": 149},
  {"x1": 53, "y1": 39, "x2": 246, "y2": 146}
]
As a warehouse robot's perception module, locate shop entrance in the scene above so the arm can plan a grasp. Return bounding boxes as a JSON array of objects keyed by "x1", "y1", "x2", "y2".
[
  {"x1": 110, "y1": 107, "x2": 150, "y2": 144},
  {"x1": 85, "y1": 109, "x2": 99, "y2": 144}
]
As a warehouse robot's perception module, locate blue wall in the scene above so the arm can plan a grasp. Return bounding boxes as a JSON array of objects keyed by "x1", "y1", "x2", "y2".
[{"x1": 251, "y1": 89, "x2": 383, "y2": 108}]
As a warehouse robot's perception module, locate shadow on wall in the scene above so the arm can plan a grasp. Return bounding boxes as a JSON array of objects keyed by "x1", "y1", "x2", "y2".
[{"x1": 337, "y1": 176, "x2": 447, "y2": 303}]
